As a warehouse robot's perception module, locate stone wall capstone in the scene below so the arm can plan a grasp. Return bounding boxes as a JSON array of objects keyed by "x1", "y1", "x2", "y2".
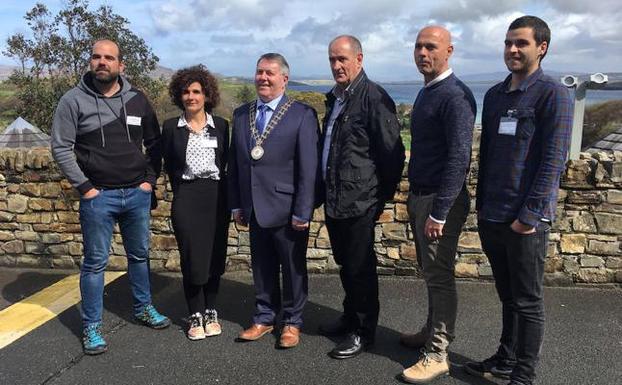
[{"x1": 0, "y1": 142, "x2": 621, "y2": 285}]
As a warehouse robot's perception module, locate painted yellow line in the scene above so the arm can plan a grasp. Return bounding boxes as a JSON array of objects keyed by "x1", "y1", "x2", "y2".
[{"x1": 0, "y1": 271, "x2": 126, "y2": 349}]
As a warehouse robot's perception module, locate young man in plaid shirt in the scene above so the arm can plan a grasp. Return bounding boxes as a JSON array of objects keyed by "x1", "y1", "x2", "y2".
[{"x1": 466, "y1": 16, "x2": 572, "y2": 385}]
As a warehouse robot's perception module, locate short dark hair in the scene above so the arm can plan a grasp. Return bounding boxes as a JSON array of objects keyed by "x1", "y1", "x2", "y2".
[
  {"x1": 508, "y1": 15, "x2": 551, "y2": 60},
  {"x1": 168, "y1": 65, "x2": 220, "y2": 113},
  {"x1": 329, "y1": 35, "x2": 363, "y2": 54},
  {"x1": 256, "y1": 53, "x2": 290, "y2": 76}
]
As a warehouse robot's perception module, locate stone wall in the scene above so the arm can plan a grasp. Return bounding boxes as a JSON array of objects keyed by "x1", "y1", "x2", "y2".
[{"x1": 0, "y1": 140, "x2": 621, "y2": 285}]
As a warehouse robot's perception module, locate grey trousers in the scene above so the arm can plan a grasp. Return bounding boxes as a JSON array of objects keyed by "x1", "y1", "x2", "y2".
[{"x1": 407, "y1": 187, "x2": 470, "y2": 359}]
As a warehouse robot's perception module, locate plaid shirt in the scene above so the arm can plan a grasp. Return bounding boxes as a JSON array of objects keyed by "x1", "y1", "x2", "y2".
[{"x1": 476, "y1": 68, "x2": 573, "y2": 227}]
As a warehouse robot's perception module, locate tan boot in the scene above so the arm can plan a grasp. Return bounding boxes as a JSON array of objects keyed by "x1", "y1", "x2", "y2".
[{"x1": 401, "y1": 355, "x2": 450, "y2": 383}]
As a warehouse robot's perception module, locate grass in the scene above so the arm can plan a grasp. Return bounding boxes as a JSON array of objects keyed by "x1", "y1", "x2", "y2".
[
  {"x1": 583, "y1": 99, "x2": 622, "y2": 148},
  {"x1": 401, "y1": 130, "x2": 411, "y2": 152}
]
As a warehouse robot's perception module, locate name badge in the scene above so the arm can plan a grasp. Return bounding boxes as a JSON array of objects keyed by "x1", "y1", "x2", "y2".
[
  {"x1": 201, "y1": 136, "x2": 218, "y2": 148},
  {"x1": 498, "y1": 117, "x2": 518, "y2": 136},
  {"x1": 206, "y1": 138, "x2": 218, "y2": 148},
  {"x1": 127, "y1": 116, "x2": 142, "y2": 126}
]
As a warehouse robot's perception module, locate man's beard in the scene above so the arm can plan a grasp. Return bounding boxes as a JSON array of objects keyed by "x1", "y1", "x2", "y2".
[{"x1": 92, "y1": 70, "x2": 118, "y2": 85}]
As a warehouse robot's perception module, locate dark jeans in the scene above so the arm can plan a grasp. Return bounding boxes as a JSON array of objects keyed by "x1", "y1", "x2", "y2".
[
  {"x1": 325, "y1": 204, "x2": 380, "y2": 339},
  {"x1": 478, "y1": 220, "x2": 549, "y2": 385}
]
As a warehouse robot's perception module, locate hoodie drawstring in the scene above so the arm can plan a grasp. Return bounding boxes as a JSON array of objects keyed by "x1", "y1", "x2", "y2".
[
  {"x1": 120, "y1": 94, "x2": 131, "y2": 143},
  {"x1": 94, "y1": 96, "x2": 105, "y2": 148}
]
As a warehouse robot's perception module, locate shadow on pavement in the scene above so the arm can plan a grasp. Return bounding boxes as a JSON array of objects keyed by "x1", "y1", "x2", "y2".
[
  {"x1": 2, "y1": 270, "x2": 499, "y2": 385},
  {"x1": 0, "y1": 270, "x2": 71, "y2": 310}
]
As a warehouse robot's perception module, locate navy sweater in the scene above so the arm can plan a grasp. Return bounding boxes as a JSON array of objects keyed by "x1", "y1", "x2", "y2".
[{"x1": 408, "y1": 73, "x2": 476, "y2": 220}]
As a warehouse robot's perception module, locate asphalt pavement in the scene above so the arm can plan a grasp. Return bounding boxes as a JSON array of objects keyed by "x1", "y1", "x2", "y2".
[{"x1": 0, "y1": 268, "x2": 620, "y2": 385}]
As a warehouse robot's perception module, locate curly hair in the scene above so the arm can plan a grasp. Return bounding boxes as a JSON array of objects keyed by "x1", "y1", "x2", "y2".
[{"x1": 168, "y1": 64, "x2": 220, "y2": 112}]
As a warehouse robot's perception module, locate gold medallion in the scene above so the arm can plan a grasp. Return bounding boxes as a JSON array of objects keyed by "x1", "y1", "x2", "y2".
[{"x1": 250, "y1": 145, "x2": 264, "y2": 160}]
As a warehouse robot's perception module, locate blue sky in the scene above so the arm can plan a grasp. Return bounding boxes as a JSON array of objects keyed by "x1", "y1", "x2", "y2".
[{"x1": 1, "y1": 0, "x2": 621, "y2": 81}]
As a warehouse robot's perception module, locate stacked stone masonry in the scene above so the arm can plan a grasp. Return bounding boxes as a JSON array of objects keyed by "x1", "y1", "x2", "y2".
[{"x1": 1, "y1": 138, "x2": 621, "y2": 285}]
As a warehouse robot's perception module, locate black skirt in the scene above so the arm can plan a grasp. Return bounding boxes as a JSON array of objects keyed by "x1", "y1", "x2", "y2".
[{"x1": 171, "y1": 178, "x2": 228, "y2": 285}]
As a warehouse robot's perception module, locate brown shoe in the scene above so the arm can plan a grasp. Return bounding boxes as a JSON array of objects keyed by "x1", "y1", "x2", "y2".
[
  {"x1": 399, "y1": 331, "x2": 429, "y2": 349},
  {"x1": 279, "y1": 325, "x2": 300, "y2": 348},
  {"x1": 238, "y1": 324, "x2": 274, "y2": 341},
  {"x1": 402, "y1": 354, "x2": 450, "y2": 383}
]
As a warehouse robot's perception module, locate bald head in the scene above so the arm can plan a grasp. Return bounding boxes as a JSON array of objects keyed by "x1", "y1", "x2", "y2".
[
  {"x1": 418, "y1": 26, "x2": 452, "y2": 46},
  {"x1": 92, "y1": 39, "x2": 122, "y2": 61},
  {"x1": 414, "y1": 26, "x2": 453, "y2": 83}
]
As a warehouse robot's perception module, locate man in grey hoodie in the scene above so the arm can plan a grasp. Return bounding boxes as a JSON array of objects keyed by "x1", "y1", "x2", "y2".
[{"x1": 51, "y1": 39, "x2": 170, "y2": 355}]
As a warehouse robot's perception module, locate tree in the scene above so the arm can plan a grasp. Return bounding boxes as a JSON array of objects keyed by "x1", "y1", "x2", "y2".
[
  {"x1": 235, "y1": 84, "x2": 255, "y2": 104},
  {"x1": 3, "y1": 0, "x2": 161, "y2": 132},
  {"x1": 4, "y1": 34, "x2": 29, "y2": 73},
  {"x1": 235, "y1": 84, "x2": 255, "y2": 105}
]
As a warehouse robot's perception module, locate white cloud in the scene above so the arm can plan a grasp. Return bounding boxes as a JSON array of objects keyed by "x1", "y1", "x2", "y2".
[{"x1": 3, "y1": 0, "x2": 619, "y2": 78}]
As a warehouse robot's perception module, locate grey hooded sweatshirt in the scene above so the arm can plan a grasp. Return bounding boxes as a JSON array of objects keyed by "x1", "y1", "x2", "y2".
[{"x1": 51, "y1": 72, "x2": 161, "y2": 194}]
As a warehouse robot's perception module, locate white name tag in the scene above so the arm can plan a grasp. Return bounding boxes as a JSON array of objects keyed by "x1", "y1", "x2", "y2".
[
  {"x1": 206, "y1": 138, "x2": 218, "y2": 148},
  {"x1": 498, "y1": 117, "x2": 518, "y2": 136},
  {"x1": 127, "y1": 116, "x2": 142, "y2": 126},
  {"x1": 201, "y1": 136, "x2": 218, "y2": 148}
]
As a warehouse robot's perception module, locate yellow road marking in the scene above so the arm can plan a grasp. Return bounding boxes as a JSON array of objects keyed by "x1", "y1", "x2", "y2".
[{"x1": 0, "y1": 271, "x2": 126, "y2": 349}]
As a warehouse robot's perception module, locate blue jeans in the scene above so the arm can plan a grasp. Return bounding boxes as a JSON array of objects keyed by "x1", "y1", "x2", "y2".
[{"x1": 79, "y1": 187, "x2": 153, "y2": 326}]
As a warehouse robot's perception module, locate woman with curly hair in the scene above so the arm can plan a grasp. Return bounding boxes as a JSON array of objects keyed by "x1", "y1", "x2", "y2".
[{"x1": 161, "y1": 65, "x2": 229, "y2": 340}]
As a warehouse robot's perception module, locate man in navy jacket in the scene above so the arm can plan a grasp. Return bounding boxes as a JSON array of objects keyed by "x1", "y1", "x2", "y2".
[{"x1": 228, "y1": 53, "x2": 320, "y2": 349}]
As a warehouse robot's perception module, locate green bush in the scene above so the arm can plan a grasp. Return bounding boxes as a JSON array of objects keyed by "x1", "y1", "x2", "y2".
[{"x1": 583, "y1": 100, "x2": 622, "y2": 149}]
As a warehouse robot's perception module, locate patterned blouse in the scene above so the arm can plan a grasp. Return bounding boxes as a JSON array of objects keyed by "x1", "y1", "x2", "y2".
[{"x1": 178, "y1": 113, "x2": 220, "y2": 180}]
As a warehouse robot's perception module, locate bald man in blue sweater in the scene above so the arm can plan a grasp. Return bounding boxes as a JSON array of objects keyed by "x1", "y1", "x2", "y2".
[{"x1": 400, "y1": 26, "x2": 476, "y2": 384}]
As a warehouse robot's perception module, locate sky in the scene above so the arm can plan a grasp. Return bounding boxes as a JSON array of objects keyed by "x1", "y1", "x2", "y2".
[{"x1": 1, "y1": 0, "x2": 621, "y2": 81}]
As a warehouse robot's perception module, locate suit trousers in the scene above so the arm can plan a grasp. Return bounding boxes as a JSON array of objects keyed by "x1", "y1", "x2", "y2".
[
  {"x1": 325, "y1": 204, "x2": 380, "y2": 339},
  {"x1": 407, "y1": 187, "x2": 469, "y2": 359},
  {"x1": 478, "y1": 220, "x2": 549, "y2": 385},
  {"x1": 249, "y1": 215, "x2": 309, "y2": 328}
]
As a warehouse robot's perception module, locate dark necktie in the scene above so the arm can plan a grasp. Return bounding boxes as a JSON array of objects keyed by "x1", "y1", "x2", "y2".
[{"x1": 256, "y1": 104, "x2": 269, "y2": 134}]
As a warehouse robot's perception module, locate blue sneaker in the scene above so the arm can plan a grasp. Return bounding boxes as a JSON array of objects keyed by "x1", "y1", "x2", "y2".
[
  {"x1": 134, "y1": 304, "x2": 171, "y2": 329},
  {"x1": 82, "y1": 323, "x2": 107, "y2": 355}
]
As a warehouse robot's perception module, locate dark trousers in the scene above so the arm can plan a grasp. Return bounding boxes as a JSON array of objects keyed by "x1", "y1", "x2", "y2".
[
  {"x1": 249, "y1": 215, "x2": 309, "y2": 328},
  {"x1": 325, "y1": 205, "x2": 379, "y2": 339},
  {"x1": 183, "y1": 277, "x2": 220, "y2": 315},
  {"x1": 478, "y1": 220, "x2": 549, "y2": 385},
  {"x1": 408, "y1": 187, "x2": 470, "y2": 359}
]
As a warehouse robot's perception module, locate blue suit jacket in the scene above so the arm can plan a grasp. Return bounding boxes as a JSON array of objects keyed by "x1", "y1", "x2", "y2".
[{"x1": 228, "y1": 95, "x2": 320, "y2": 228}]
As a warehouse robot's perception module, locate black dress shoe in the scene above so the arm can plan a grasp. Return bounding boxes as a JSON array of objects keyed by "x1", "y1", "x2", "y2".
[
  {"x1": 318, "y1": 316, "x2": 355, "y2": 337},
  {"x1": 328, "y1": 333, "x2": 373, "y2": 359}
]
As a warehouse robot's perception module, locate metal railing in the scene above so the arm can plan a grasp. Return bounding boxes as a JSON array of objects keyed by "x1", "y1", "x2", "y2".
[{"x1": 561, "y1": 73, "x2": 622, "y2": 159}]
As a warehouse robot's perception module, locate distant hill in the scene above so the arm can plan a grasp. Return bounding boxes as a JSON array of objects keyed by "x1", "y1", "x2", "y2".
[
  {"x1": 148, "y1": 65, "x2": 175, "y2": 79},
  {"x1": 0, "y1": 65, "x2": 18, "y2": 80},
  {"x1": 3, "y1": 63, "x2": 621, "y2": 85},
  {"x1": 0, "y1": 64, "x2": 179, "y2": 81}
]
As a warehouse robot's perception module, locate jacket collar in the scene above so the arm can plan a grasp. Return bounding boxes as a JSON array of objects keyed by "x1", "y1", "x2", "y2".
[
  {"x1": 326, "y1": 70, "x2": 368, "y2": 105},
  {"x1": 500, "y1": 67, "x2": 544, "y2": 93}
]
